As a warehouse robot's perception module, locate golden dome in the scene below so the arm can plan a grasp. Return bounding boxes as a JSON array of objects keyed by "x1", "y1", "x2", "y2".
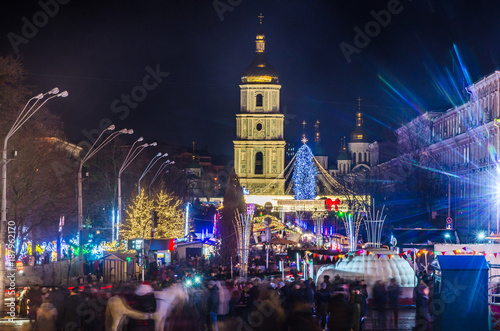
[{"x1": 241, "y1": 16, "x2": 279, "y2": 84}]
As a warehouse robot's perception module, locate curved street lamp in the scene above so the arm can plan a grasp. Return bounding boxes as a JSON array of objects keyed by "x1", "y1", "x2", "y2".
[
  {"x1": 77, "y1": 126, "x2": 133, "y2": 273},
  {"x1": 1, "y1": 88, "x2": 68, "y2": 315},
  {"x1": 138, "y1": 152, "x2": 168, "y2": 195},
  {"x1": 148, "y1": 159, "x2": 175, "y2": 196},
  {"x1": 116, "y1": 139, "x2": 156, "y2": 241}
]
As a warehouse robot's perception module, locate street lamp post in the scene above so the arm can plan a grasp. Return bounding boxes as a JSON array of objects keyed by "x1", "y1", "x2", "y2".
[
  {"x1": 117, "y1": 139, "x2": 156, "y2": 242},
  {"x1": 148, "y1": 159, "x2": 174, "y2": 196},
  {"x1": 1, "y1": 88, "x2": 68, "y2": 315},
  {"x1": 138, "y1": 153, "x2": 168, "y2": 195},
  {"x1": 77, "y1": 126, "x2": 133, "y2": 274}
]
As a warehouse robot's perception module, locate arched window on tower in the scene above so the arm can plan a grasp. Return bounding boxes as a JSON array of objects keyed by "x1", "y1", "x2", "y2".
[
  {"x1": 358, "y1": 152, "x2": 362, "y2": 164},
  {"x1": 256, "y1": 94, "x2": 263, "y2": 107},
  {"x1": 255, "y1": 152, "x2": 263, "y2": 174}
]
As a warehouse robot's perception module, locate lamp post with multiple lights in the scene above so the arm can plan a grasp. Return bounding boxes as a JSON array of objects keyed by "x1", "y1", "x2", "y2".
[
  {"x1": 148, "y1": 159, "x2": 175, "y2": 196},
  {"x1": 138, "y1": 152, "x2": 168, "y2": 195},
  {"x1": 116, "y1": 138, "x2": 156, "y2": 242},
  {"x1": 77, "y1": 125, "x2": 133, "y2": 273},
  {"x1": 1, "y1": 88, "x2": 68, "y2": 315}
]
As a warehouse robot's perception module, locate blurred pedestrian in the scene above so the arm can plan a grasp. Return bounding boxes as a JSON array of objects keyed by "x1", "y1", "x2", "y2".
[
  {"x1": 60, "y1": 287, "x2": 86, "y2": 331},
  {"x1": 314, "y1": 282, "x2": 330, "y2": 330},
  {"x1": 26, "y1": 284, "x2": 42, "y2": 322},
  {"x1": 322, "y1": 275, "x2": 334, "y2": 292},
  {"x1": 414, "y1": 285, "x2": 431, "y2": 331},
  {"x1": 34, "y1": 297, "x2": 57, "y2": 331},
  {"x1": 387, "y1": 278, "x2": 401, "y2": 327},
  {"x1": 216, "y1": 281, "x2": 230, "y2": 325},
  {"x1": 327, "y1": 291, "x2": 353, "y2": 331},
  {"x1": 207, "y1": 280, "x2": 219, "y2": 331},
  {"x1": 372, "y1": 280, "x2": 387, "y2": 330}
]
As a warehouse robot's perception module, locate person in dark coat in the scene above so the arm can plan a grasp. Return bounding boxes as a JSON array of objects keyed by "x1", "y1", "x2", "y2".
[
  {"x1": 303, "y1": 280, "x2": 314, "y2": 309},
  {"x1": 327, "y1": 292, "x2": 353, "y2": 331},
  {"x1": 353, "y1": 287, "x2": 367, "y2": 331},
  {"x1": 372, "y1": 280, "x2": 387, "y2": 330},
  {"x1": 289, "y1": 282, "x2": 305, "y2": 309},
  {"x1": 387, "y1": 278, "x2": 401, "y2": 327},
  {"x1": 315, "y1": 282, "x2": 330, "y2": 330},
  {"x1": 48, "y1": 286, "x2": 69, "y2": 330},
  {"x1": 127, "y1": 282, "x2": 157, "y2": 331},
  {"x1": 26, "y1": 285, "x2": 43, "y2": 322},
  {"x1": 415, "y1": 286, "x2": 431, "y2": 331},
  {"x1": 60, "y1": 287, "x2": 86, "y2": 331},
  {"x1": 278, "y1": 281, "x2": 290, "y2": 314},
  {"x1": 322, "y1": 275, "x2": 334, "y2": 292},
  {"x1": 286, "y1": 302, "x2": 321, "y2": 331},
  {"x1": 207, "y1": 280, "x2": 220, "y2": 331}
]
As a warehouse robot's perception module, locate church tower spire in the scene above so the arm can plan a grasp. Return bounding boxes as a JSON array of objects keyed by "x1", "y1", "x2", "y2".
[
  {"x1": 234, "y1": 15, "x2": 285, "y2": 194},
  {"x1": 301, "y1": 120, "x2": 308, "y2": 144},
  {"x1": 241, "y1": 14, "x2": 278, "y2": 85},
  {"x1": 348, "y1": 97, "x2": 370, "y2": 167},
  {"x1": 255, "y1": 13, "x2": 265, "y2": 53},
  {"x1": 314, "y1": 120, "x2": 321, "y2": 143}
]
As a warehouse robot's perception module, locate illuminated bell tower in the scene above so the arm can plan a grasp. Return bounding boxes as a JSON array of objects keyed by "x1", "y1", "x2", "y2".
[{"x1": 234, "y1": 14, "x2": 285, "y2": 194}]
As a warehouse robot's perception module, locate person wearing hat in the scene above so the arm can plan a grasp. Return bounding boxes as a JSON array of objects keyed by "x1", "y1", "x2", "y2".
[
  {"x1": 127, "y1": 282, "x2": 156, "y2": 331},
  {"x1": 60, "y1": 287, "x2": 86, "y2": 331}
]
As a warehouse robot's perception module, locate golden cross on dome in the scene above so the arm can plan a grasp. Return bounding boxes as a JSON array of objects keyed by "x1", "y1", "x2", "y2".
[
  {"x1": 258, "y1": 13, "x2": 264, "y2": 24},
  {"x1": 302, "y1": 120, "x2": 307, "y2": 130},
  {"x1": 192, "y1": 140, "x2": 196, "y2": 159}
]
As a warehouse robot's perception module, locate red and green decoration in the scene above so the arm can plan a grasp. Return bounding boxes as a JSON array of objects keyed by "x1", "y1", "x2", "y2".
[{"x1": 325, "y1": 198, "x2": 341, "y2": 211}]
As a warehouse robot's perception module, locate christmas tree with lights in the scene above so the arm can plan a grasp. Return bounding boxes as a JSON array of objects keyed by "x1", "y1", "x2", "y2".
[
  {"x1": 121, "y1": 189, "x2": 184, "y2": 240},
  {"x1": 293, "y1": 144, "x2": 317, "y2": 200},
  {"x1": 155, "y1": 190, "x2": 185, "y2": 238}
]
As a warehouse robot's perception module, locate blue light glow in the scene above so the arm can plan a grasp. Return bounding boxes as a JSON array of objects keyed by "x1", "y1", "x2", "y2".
[{"x1": 293, "y1": 144, "x2": 317, "y2": 200}]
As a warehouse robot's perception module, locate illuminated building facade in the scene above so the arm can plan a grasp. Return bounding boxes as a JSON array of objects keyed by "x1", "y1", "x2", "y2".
[
  {"x1": 370, "y1": 71, "x2": 500, "y2": 240},
  {"x1": 233, "y1": 18, "x2": 285, "y2": 194}
]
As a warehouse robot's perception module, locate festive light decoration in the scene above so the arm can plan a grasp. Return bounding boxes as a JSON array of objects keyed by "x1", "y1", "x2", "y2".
[
  {"x1": 325, "y1": 198, "x2": 333, "y2": 211},
  {"x1": 121, "y1": 189, "x2": 185, "y2": 240},
  {"x1": 293, "y1": 144, "x2": 317, "y2": 200}
]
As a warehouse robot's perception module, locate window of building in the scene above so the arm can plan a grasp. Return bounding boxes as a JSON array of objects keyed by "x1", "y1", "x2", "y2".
[
  {"x1": 256, "y1": 94, "x2": 263, "y2": 107},
  {"x1": 255, "y1": 152, "x2": 263, "y2": 174}
]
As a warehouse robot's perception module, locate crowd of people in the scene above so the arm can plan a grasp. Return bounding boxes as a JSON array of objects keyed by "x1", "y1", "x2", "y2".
[
  {"x1": 17, "y1": 260, "x2": 434, "y2": 331},
  {"x1": 21, "y1": 267, "x2": 429, "y2": 331}
]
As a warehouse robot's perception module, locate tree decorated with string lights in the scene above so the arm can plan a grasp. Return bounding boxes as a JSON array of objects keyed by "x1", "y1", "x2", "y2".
[
  {"x1": 121, "y1": 189, "x2": 184, "y2": 240},
  {"x1": 219, "y1": 169, "x2": 246, "y2": 264},
  {"x1": 293, "y1": 144, "x2": 317, "y2": 200},
  {"x1": 155, "y1": 190, "x2": 185, "y2": 238}
]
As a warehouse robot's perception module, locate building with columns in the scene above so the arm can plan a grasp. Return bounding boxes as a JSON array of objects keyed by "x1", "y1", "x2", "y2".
[
  {"x1": 369, "y1": 70, "x2": 500, "y2": 240},
  {"x1": 233, "y1": 18, "x2": 285, "y2": 194}
]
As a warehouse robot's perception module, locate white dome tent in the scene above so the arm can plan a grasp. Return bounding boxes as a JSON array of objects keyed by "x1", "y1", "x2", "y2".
[{"x1": 316, "y1": 203, "x2": 417, "y2": 298}]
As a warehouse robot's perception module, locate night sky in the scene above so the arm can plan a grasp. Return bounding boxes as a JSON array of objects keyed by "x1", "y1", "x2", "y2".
[{"x1": 2, "y1": 0, "x2": 500, "y2": 161}]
